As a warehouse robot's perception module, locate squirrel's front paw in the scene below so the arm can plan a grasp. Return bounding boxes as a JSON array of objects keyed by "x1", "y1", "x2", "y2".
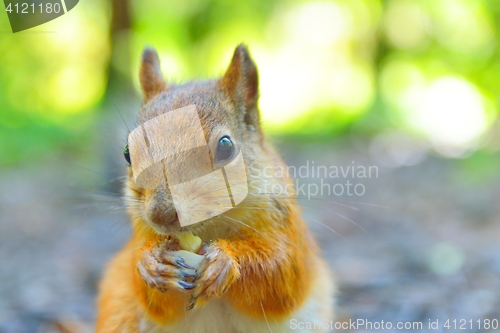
[
  {"x1": 137, "y1": 246, "x2": 197, "y2": 293},
  {"x1": 187, "y1": 242, "x2": 240, "y2": 310}
]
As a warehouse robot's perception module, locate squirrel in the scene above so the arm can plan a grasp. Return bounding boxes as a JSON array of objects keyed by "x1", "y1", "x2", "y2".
[{"x1": 96, "y1": 44, "x2": 335, "y2": 333}]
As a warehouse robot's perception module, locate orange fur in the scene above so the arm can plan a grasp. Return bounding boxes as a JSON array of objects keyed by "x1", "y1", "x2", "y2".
[{"x1": 224, "y1": 206, "x2": 318, "y2": 319}]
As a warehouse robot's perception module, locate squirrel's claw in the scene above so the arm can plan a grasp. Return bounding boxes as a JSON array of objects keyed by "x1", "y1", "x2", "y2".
[
  {"x1": 187, "y1": 243, "x2": 240, "y2": 310},
  {"x1": 175, "y1": 257, "x2": 195, "y2": 269},
  {"x1": 186, "y1": 295, "x2": 196, "y2": 311},
  {"x1": 137, "y1": 249, "x2": 196, "y2": 293}
]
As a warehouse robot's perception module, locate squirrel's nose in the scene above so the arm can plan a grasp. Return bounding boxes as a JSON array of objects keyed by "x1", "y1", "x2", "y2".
[
  {"x1": 147, "y1": 207, "x2": 177, "y2": 226},
  {"x1": 145, "y1": 189, "x2": 179, "y2": 226},
  {"x1": 147, "y1": 205, "x2": 178, "y2": 226}
]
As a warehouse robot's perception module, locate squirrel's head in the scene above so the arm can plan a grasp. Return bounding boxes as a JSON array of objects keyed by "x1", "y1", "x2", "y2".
[{"x1": 125, "y1": 45, "x2": 290, "y2": 239}]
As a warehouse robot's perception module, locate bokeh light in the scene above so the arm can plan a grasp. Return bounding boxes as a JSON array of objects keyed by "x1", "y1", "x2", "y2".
[
  {"x1": 432, "y1": 0, "x2": 495, "y2": 58},
  {"x1": 251, "y1": 0, "x2": 378, "y2": 129},
  {"x1": 1, "y1": 0, "x2": 109, "y2": 120},
  {"x1": 407, "y1": 77, "x2": 491, "y2": 154},
  {"x1": 383, "y1": 0, "x2": 430, "y2": 50}
]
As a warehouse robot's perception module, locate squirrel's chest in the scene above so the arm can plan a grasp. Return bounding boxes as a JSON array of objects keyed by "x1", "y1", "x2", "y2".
[{"x1": 138, "y1": 300, "x2": 260, "y2": 333}]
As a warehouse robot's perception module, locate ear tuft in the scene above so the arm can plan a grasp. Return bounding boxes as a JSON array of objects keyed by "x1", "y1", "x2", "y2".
[
  {"x1": 140, "y1": 47, "x2": 167, "y2": 102},
  {"x1": 220, "y1": 44, "x2": 259, "y2": 107}
]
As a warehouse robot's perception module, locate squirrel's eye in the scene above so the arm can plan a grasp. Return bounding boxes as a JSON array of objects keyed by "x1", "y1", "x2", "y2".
[
  {"x1": 215, "y1": 136, "x2": 234, "y2": 162},
  {"x1": 124, "y1": 144, "x2": 131, "y2": 165}
]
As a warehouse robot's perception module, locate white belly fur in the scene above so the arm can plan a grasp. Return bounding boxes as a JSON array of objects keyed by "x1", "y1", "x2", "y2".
[{"x1": 139, "y1": 260, "x2": 335, "y2": 333}]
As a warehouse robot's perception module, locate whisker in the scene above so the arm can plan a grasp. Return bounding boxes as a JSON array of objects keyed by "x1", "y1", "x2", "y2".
[
  {"x1": 114, "y1": 103, "x2": 132, "y2": 134},
  {"x1": 338, "y1": 200, "x2": 389, "y2": 209},
  {"x1": 219, "y1": 214, "x2": 265, "y2": 237},
  {"x1": 260, "y1": 300, "x2": 274, "y2": 333},
  {"x1": 219, "y1": 205, "x2": 346, "y2": 241}
]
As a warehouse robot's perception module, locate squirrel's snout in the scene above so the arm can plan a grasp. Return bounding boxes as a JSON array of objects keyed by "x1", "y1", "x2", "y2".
[
  {"x1": 145, "y1": 189, "x2": 179, "y2": 227},
  {"x1": 146, "y1": 204, "x2": 178, "y2": 227}
]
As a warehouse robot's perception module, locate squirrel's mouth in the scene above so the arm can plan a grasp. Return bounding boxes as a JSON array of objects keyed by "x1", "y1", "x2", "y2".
[
  {"x1": 146, "y1": 215, "x2": 182, "y2": 235},
  {"x1": 145, "y1": 213, "x2": 206, "y2": 239},
  {"x1": 149, "y1": 210, "x2": 178, "y2": 226}
]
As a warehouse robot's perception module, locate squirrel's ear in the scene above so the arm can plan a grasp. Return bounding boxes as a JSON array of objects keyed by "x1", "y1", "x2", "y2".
[
  {"x1": 140, "y1": 47, "x2": 167, "y2": 102},
  {"x1": 220, "y1": 44, "x2": 259, "y2": 116}
]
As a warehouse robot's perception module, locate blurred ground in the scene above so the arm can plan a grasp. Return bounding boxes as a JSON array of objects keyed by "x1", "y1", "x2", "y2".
[{"x1": 0, "y1": 134, "x2": 499, "y2": 332}]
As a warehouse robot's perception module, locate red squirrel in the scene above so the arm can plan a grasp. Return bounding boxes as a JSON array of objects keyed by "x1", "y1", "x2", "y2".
[{"x1": 96, "y1": 44, "x2": 335, "y2": 332}]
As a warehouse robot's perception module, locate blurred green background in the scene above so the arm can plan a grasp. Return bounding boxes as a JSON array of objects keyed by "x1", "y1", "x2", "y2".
[{"x1": 1, "y1": 0, "x2": 500, "y2": 168}]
